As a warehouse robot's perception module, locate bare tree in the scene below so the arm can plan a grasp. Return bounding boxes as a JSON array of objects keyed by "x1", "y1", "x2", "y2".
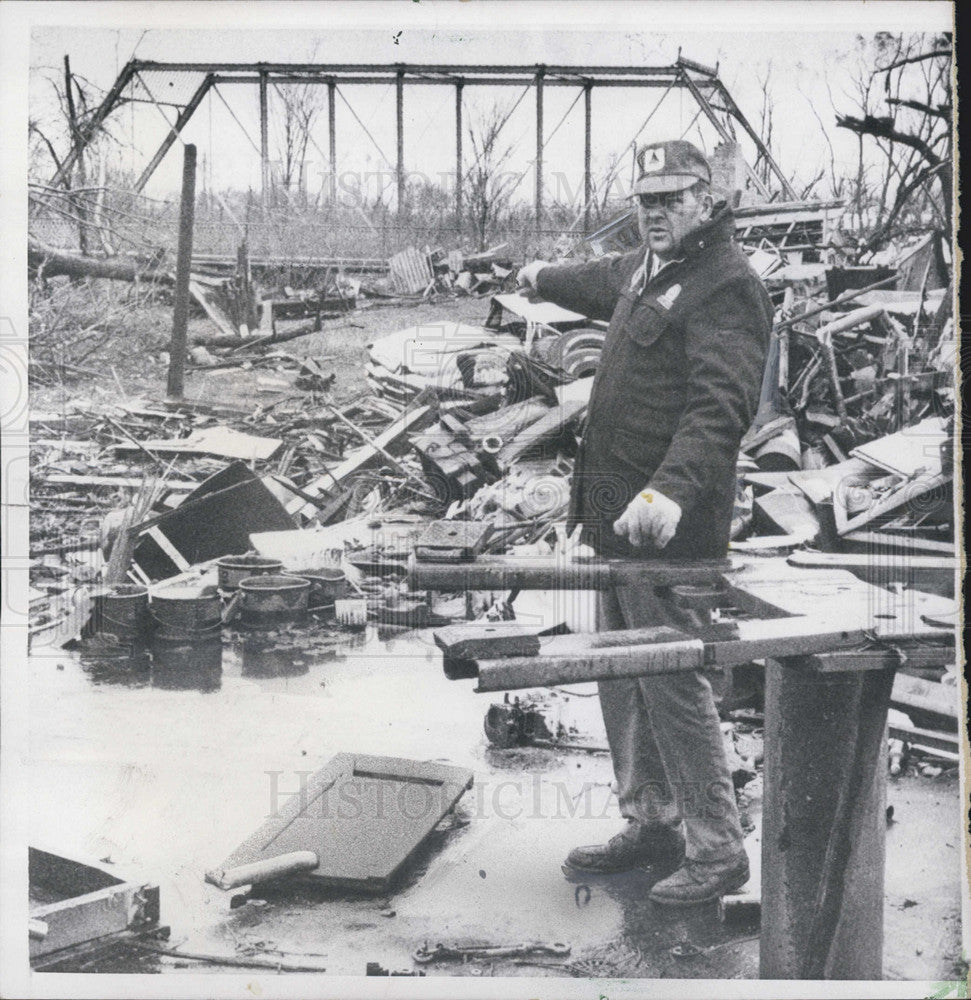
[
  {"x1": 835, "y1": 32, "x2": 952, "y2": 251},
  {"x1": 273, "y1": 81, "x2": 323, "y2": 209},
  {"x1": 464, "y1": 102, "x2": 518, "y2": 250}
]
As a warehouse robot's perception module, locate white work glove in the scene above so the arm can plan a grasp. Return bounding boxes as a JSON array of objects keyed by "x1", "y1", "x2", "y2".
[
  {"x1": 516, "y1": 259, "x2": 549, "y2": 292},
  {"x1": 613, "y1": 488, "x2": 682, "y2": 550}
]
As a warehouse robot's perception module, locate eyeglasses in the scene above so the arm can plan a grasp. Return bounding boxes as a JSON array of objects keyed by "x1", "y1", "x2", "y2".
[{"x1": 636, "y1": 191, "x2": 691, "y2": 211}]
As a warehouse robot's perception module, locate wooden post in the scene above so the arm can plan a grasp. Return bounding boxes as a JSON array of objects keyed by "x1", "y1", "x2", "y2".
[
  {"x1": 455, "y1": 81, "x2": 464, "y2": 231},
  {"x1": 259, "y1": 71, "x2": 269, "y2": 209},
  {"x1": 396, "y1": 70, "x2": 405, "y2": 213},
  {"x1": 167, "y1": 144, "x2": 197, "y2": 401},
  {"x1": 583, "y1": 81, "x2": 592, "y2": 233},
  {"x1": 327, "y1": 79, "x2": 337, "y2": 205},
  {"x1": 761, "y1": 658, "x2": 893, "y2": 979},
  {"x1": 535, "y1": 68, "x2": 545, "y2": 232}
]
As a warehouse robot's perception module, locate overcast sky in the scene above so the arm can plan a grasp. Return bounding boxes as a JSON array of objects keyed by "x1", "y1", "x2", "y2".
[{"x1": 22, "y1": 2, "x2": 954, "y2": 206}]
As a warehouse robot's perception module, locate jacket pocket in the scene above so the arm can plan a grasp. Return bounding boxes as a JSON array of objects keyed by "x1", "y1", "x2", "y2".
[
  {"x1": 607, "y1": 427, "x2": 669, "y2": 478},
  {"x1": 625, "y1": 300, "x2": 670, "y2": 351}
]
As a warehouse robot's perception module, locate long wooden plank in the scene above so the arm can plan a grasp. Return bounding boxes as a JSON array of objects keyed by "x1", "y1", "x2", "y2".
[
  {"x1": 787, "y1": 550, "x2": 955, "y2": 572},
  {"x1": 213, "y1": 753, "x2": 473, "y2": 893},
  {"x1": 474, "y1": 630, "x2": 703, "y2": 692},
  {"x1": 43, "y1": 474, "x2": 199, "y2": 491},
  {"x1": 469, "y1": 613, "x2": 954, "y2": 692},
  {"x1": 290, "y1": 404, "x2": 432, "y2": 519},
  {"x1": 891, "y1": 672, "x2": 958, "y2": 722},
  {"x1": 409, "y1": 555, "x2": 730, "y2": 591}
]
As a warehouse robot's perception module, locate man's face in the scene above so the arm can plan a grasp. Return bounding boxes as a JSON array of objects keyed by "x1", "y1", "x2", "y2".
[{"x1": 636, "y1": 185, "x2": 713, "y2": 259}]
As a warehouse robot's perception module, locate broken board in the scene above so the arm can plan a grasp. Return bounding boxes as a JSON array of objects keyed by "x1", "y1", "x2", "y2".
[
  {"x1": 213, "y1": 753, "x2": 473, "y2": 894},
  {"x1": 110, "y1": 426, "x2": 282, "y2": 461},
  {"x1": 415, "y1": 520, "x2": 494, "y2": 562}
]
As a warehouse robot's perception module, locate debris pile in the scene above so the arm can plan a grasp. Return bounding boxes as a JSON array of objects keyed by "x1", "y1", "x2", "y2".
[{"x1": 29, "y1": 249, "x2": 956, "y2": 745}]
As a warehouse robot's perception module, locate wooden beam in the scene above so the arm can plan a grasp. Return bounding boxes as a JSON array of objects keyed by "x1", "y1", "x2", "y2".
[
  {"x1": 761, "y1": 659, "x2": 891, "y2": 978},
  {"x1": 474, "y1": 628, "x2": 704, "y2": 692},
  {"x1": 469, "y1": 618, "x2": 881, "y2": 692},
  {"x1": 291, "y1": 403, "x2": 434, "y2": 519}
]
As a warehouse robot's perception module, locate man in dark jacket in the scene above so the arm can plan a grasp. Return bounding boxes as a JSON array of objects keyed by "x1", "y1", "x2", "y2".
[{"x1": 518, "y1": 140, "x2": 773, "y2": 905}]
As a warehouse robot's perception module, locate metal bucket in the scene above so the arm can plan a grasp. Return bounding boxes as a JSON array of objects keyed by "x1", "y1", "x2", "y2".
[
  {"x1": 217, "y1": 554, "x2": 284, "y2": 592},
  {"x1": 301, "y1": 567, "x2": 348, "y2": 608},
  {"x1": 151, "y1": 586, "x2": 222, "y2": 640},
  {"x1": 238, "y1": 574, "x2": 311, "y2": 628},
  {"x1": 89, "y1": 584, "x2": 149, "y2": 640}
]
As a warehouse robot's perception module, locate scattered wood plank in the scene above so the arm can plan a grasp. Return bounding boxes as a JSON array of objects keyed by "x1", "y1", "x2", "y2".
[
  {"x1": 389, "y1": 247, "x2": 434, "y2": 294},
  {"x1": 188, "y1": 279, "x2": 237, "y2": 339},
  {"x1": 849, "y1": 416, "x2": 947, "y2": 478},
  {"x1": 109, "y1": 426, "x2": 282, "y2": 462},
  {"x1": 841, "y1": 530, "x2": 954, "y2": 554},
  {"x1": 43, "y1": 474, "x2": 199, "y2": 491},
  {"x1": 891, "y1": 672, "x2": 958, "y2": 723},
  {"x1": 289, "y1": 403, "x2": 433, "y2": 519}
]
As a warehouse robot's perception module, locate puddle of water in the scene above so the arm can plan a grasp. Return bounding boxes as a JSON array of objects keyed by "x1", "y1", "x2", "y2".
[{"x1": 28, "y1": 620, "x2": 768, "y2": 978}]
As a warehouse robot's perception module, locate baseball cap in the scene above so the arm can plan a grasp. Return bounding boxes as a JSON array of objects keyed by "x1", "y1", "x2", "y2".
[{"x1": 632, "y1": 140, "x2": 711, "y2": 196}]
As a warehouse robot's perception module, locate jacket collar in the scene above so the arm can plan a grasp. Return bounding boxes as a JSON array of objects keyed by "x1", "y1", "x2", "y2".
[{"x1": 675, "y1": 201, "x2": 736, "y2": 260}]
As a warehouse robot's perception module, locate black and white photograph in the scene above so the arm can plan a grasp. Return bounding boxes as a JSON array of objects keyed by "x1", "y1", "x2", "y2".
[{"x1": 0, "y1": 1, "x2": 964, "y2": 997}]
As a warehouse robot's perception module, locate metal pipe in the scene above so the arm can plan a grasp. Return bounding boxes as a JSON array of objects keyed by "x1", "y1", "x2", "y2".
[{"x1": 166, "y1": 144, "x2": 197, "y2": 401}]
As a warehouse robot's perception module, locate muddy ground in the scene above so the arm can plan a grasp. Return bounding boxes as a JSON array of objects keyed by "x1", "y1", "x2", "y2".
[{"x1": 27, "y1": 288, "x2": 966, "y2": 981}]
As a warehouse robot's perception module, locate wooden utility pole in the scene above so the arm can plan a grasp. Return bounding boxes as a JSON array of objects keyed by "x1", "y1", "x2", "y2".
[
  {"x1": 167, "y1": 144, "x2": 197, "y2": 400},
  {"x1": 455, "y1": 80, "x2": 464, "y2": 230},
  {"x1": 327, "y1": 79, "x2": 337, "y2": 204},
  {"x1": 259, "y1": 71, "x2": 270, "y2": 209},
  {"x1": 396, "y1": 70, "x2": 405, "y2": 213},
  {"x1": 583, "y1": 81, "x2": 592, "y2": 233},
  {"x1": 535, "y1": 68, "x2": 545, "y2": 232}
]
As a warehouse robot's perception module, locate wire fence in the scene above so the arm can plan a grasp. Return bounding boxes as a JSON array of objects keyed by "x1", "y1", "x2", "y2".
[{"x1": 29, "y1": 184, "x2": 612, "y2": 266}]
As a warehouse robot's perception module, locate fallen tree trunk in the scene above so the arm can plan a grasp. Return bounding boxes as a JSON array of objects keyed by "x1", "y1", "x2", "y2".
[{"x1": 28, "y1": 240, "x2": 173, "y2": 284}]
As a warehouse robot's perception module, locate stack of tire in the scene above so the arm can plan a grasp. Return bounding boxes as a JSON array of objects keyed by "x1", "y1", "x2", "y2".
[{"x1": 546, "y1": 326, "x2": 605, "y2": 378}]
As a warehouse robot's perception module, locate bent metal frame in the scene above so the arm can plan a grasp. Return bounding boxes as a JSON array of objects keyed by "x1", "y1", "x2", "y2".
[{"x1": 49, "y1": 55, "x2": 798, "y2": 227}]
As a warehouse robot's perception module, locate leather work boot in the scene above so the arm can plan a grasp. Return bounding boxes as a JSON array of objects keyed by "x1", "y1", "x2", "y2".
[
  {"x1": 564, "y1": 822, "x2": 685, "y2": 876},
  {"x1": 648, "y1": 852, "x2": 750, "y2": 906}
]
